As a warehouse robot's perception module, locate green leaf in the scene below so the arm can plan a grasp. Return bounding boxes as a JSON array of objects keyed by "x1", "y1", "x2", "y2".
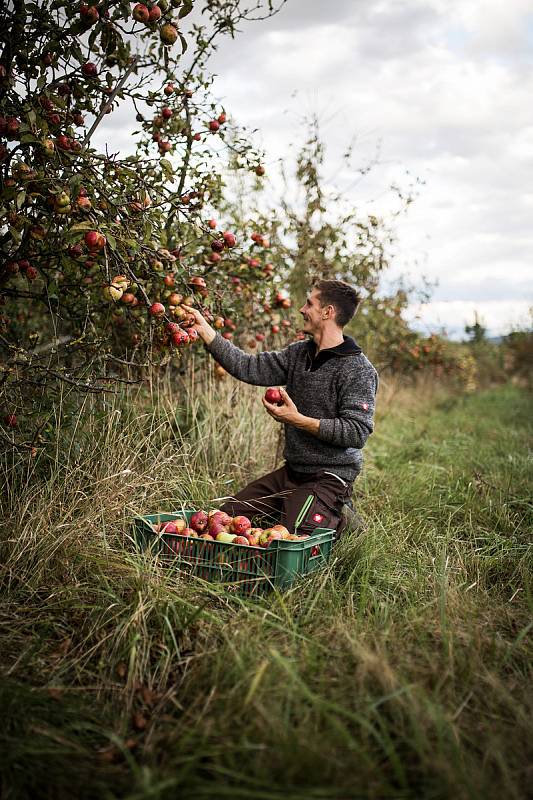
[
  {"x1": 179, "y1": 32, "x2": 188, "y2": 53},
  {"x1": 105, "y1": 232, "x2": 117, "y2": 251},
  {"x1": 16, "y1": 191, "x2": 26, "y2": 210},
  {"x1": 68, "y1": 221, "x2": 94, "y2": 233},
  {"x1": 160, "y1": 158, "x2": 174, "y2": 180},
  {"x1": 179, "y1": 0, "x2": 194, "y2": 18}
]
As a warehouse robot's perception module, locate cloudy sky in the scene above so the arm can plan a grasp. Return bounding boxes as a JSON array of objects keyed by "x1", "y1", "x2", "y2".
[
  {"x1": 96, "y1": 0, "x2": 533, "y2": 339},
  {"x1": 208, "y1": 0, "x2": 533, "y2": 339}
]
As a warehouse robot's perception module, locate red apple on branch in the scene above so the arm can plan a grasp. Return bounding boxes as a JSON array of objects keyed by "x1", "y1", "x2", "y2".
[
  {"x1": 160, "y1": 23, "x2": 178, "y2": 45},
  {"x1": 132, "y1": 3, "x2": 150, "y2": 23},
  {"x1": 149, "y1": 302, "x2": 165, "y2": 318},
  {"x1": 222, "y1": 231, "x2": 236, "y2": 248},
  {"x1": 81, "y1": 62, "x2": 98, "y2": 78}
]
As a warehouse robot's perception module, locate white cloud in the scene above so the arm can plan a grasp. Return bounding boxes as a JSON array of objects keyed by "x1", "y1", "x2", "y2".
[{"x1": 206, "y1": 0, "x2": 533, "y2": 337}]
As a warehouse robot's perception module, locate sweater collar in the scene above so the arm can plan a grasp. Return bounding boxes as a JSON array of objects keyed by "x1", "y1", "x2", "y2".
[{"x1": 306, "y1": 334, "x2": 362, "y2": 359}]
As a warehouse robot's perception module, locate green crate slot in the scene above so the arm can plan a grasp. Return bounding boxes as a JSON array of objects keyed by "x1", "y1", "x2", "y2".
[{"x1": 131, "y1": 509, "x2": 335, "y2": 596}]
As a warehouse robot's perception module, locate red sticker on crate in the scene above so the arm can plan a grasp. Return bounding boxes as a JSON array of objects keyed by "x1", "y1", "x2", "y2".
[{"x1": 312, "y1": 513, "x2": 324, "y2": 523}]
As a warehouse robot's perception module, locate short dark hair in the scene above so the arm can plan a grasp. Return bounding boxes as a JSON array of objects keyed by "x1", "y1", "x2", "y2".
[{"x1": 312, "y1": 279, "x2": 361, "y2": 328}]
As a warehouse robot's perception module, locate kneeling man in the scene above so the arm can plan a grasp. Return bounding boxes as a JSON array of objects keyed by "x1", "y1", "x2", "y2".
[{"x1": 182, "y1": 279, "x2": 378, "y2": 539}]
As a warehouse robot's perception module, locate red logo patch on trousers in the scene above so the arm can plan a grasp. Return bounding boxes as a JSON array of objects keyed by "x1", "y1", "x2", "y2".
[{"x1": 312, "y1": 513, "x2": 324, "y2": 523}]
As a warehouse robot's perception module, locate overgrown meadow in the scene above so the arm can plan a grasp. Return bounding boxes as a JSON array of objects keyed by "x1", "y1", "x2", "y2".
[{"x1": 1, "y1": 369, "x2": 531, "y2": 800}]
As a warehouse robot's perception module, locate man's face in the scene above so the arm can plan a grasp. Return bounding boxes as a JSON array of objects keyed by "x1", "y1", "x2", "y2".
[{"x1": 299, "y1": 288, "x2": 328, "y2": 334}]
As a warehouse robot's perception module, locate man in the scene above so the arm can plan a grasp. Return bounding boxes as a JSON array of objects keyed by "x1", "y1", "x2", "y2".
[{"x1": 181, "y1": 279, "x2": 378, "y2": 539}]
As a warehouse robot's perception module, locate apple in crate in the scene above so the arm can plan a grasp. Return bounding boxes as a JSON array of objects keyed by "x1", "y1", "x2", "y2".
[
  {"x1": 208, "y1": 513, "x2": 231, "y2": 535},
  {"x1": 190, "y1": 510, "x2": 208, "y2": 533},
  {"x1": 233, "y1": 536, "x2": 250, "y2": 545},
  {"x1": 244, "y1": 528, "x2": 262, "y2": 546},
  {"x1": 271, "y1": 524, "x2": 291, "y2": 539},
  {"x1": 210, "y1": 510, "x2": 232, "y2": 527},
  {"x1": 200, "y1": 533, "x2": 214, "y2": 541},
  {"x1": 215, "y1": 532, "x2": 237, "y2": 544},
  {"x1": 182, "y1": 527, "x2": 198, "y2": 537},
  {"x1": 209, "y1": 520, "x2": 229, "y2": 539},
  {"x1": 230, "y1": 515, "x2": 251, "y2": 535},
  {"x1": 265, "y1": 531, "x2": 283, "y2": 547},
  {"x1": 161, "y1": 519, "x2": 186, "y2": 534},
  {"x1": 258, "y1": 529, "x2": 274, "y2": 547},
  {"x1": 259, "y1": 529, "x2": 283, "y2": 547}
]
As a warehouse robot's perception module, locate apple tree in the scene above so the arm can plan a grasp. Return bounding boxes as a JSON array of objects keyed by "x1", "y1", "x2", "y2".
[
  {"x1": 217, "y1": 119, "x2": 479, "y2": 385},
  {"x1": 0, "y1": 0, "x2": 286, "y2": 447}
]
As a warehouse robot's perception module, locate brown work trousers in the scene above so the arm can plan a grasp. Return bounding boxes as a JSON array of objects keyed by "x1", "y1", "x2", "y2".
[{"x1": 219, "y1": 464, "x2": 354, "y2": 540}]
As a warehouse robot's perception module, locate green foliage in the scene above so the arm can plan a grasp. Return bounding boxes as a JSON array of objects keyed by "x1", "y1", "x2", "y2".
[
  {"x1": 465, "y1": 311, "x2": 487, "y2": 343},
  {"x1": 503, "y1": 324, "x2": 533, "y2": 389},
  {"x1": 0, "y1": 0, "x2": 292, "y2": 442}
]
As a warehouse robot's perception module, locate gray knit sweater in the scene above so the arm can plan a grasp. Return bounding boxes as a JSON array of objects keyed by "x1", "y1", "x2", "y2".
[{"x1": 206, "y1": 333, "x2": 378, "y2": 482}]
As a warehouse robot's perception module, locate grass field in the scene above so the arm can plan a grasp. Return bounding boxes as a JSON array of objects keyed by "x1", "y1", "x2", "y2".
[{"x1": 1, "y1": 373, "x2": 531, "y2": 800}]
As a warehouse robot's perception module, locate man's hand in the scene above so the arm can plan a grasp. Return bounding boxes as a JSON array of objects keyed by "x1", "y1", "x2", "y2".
[
  {"x1": 180, "y1": 304, "x2": 216, "y2": 345},
  {"x1": 262, "y1": 388, "x2": 321, "y2": 436}
]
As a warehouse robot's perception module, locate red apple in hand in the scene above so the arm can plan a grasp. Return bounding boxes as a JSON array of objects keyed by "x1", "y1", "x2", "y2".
[{"x1": 264, "y1": 387, "x2": 283, "y2": 405}]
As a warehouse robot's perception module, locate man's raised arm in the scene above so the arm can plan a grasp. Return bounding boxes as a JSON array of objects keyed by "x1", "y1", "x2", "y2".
[{"x1": 181, "y1": 304, "x2": 291, "y2": 387}]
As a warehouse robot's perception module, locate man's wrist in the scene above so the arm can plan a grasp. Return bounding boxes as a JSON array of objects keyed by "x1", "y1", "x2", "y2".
[
  {"x1": 200, "y1": 325, "x2": 216, "y2": 346},
  {"x1": 294, "y1": 414, "x2": 320, "y2": 436}
]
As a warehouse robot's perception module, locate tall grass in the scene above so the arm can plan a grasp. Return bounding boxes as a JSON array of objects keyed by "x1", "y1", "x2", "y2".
[{"x1": 0, "y1": 369, "x2": 531, "y2": 800}]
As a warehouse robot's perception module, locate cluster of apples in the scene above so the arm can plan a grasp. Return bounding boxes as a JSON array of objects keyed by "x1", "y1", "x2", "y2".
[{"x1": 152, "y1": 509, "x2": 309, "y2": 548}]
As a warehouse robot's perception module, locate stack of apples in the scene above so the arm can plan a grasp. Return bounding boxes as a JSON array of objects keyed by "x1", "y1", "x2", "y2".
[{"x1": 151, "y1": 509, "x2": 310, "y2": 547}]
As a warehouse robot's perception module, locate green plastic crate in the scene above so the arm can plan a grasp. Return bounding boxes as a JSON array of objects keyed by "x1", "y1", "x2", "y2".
[{"x1": 131, "y1": 510, "x2": 335, "y2": 596}]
